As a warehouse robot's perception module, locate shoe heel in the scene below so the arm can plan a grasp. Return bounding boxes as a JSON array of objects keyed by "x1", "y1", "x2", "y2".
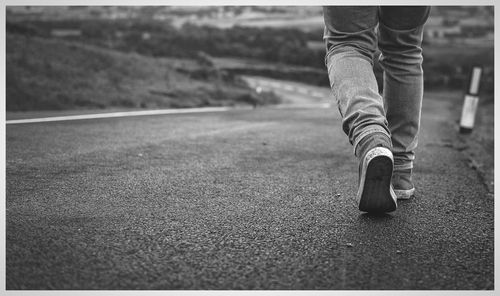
[{"x1": 358, "y1": 147, "x2": 397, "y2": 213}]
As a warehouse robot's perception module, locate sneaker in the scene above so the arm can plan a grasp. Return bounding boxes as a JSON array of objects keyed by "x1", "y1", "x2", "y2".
[
  {"x1": 357, "y1": 146, "x2": 398, "y2": 213},
  {"x1": 392, "y1": 169, "x2": 415, "y2": 200}
]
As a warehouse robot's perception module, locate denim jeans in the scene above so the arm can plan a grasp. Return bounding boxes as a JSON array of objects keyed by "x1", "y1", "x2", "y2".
[{"x1": 323, "y1": 6, "x2": 430, "y2": 170}]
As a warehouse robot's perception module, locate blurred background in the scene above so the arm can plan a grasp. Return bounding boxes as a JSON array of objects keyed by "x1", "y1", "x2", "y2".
[{"x1": 6, "y1": 6, "x2": 494, "y2": 112}]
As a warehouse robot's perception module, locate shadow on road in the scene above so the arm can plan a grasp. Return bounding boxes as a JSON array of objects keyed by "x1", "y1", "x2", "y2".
[
  {"x1": 357, "y1": 212, "x2": 394, "y2": 222},
  {"x1": 357, "y1": 197, "x2": 417, "y2": 222}
]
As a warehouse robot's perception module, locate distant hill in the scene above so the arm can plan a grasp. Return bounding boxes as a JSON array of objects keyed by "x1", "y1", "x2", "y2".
[{"x1": 6, "y1": 33, "x2": 280, "y2": 111}]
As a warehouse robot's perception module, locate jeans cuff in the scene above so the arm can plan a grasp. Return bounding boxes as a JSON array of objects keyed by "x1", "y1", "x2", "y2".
[
  {"x1": 353, "y1": 126, "x2": 391, "y2": 156},
  {"x1": 394, "y1": 162, "x2": 413, "y2": 171}
]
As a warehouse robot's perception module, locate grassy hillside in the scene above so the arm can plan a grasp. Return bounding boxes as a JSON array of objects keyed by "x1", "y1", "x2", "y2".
[{"x1": 6, "y1": 33, "x2": 280, "y2": 111}]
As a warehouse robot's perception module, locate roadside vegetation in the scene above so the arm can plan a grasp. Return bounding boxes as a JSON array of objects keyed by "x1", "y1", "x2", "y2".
[
  {"x1": 6, "y1": 15, "x2": 494, "y2": 111},
  {"x1": 6, "y1": 33, "x2": 280, "y2": 111}
]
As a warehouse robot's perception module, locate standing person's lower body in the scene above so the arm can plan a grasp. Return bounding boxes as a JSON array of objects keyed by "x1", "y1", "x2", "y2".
[{"x1": 323, "y1": 6, "x2": 430, "y2": 213}]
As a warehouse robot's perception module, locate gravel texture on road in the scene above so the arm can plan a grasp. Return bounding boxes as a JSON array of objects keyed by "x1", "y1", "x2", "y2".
[{"x1": 6, "y1": 94, "x2": 493, "y2": 290}]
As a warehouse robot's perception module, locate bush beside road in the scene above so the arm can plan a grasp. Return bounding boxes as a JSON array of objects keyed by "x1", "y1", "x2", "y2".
[
  {"x1": 6, "y1": 33, "x2": 281, "y2": 111},
  {"x1": 7, "y1": 15, "x2": 493, "y2": 100}
]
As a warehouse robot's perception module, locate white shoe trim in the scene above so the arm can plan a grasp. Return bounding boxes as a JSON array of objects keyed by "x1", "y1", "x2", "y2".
[{"x1": 394, "y1": 188, "x2": 415, "y2": 200}]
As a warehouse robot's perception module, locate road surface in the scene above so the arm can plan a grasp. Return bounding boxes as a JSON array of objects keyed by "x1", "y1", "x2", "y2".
[{"x1": 6, "y1": 80, "x2": 494, "y2": 290}]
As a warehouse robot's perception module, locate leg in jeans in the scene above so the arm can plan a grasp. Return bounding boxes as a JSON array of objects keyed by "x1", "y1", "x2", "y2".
[
  {"x1": 378, "y1": 7, "x2": 430, "y2": 198},
  {"x1": 378, "y1": 6, "x2": 430, "y2": 171},
  {"x1": 323, "y1": 6, "x2": 396, "y2": 212},
  {"x1": 323, "y1": 6, "x2": 391, "y2": 153}
]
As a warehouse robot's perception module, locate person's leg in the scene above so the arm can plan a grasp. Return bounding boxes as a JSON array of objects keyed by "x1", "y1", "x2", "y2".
[
  {"x1": 323, "y1": 6, "x2": 396, "y2": 212},
  {"x1": 324, "y1": 6, "x2": 390, "y2": 152},
  {"x1": 377, "y1": 6, "x2": 430, "y2": 199}
]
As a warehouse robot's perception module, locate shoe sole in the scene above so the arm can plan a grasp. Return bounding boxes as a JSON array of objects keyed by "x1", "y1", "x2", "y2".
[
  {"x1": 357, "y1": 147, "x2": 397, "y2": 213},
  {"x1": 394, "y1": 188, "x2": 415, "y2": 200}
]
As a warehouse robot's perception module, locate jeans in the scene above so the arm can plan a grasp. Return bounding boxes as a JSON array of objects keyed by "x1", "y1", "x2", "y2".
[{"x1": 323, "y1": 6, "x2": 430, "y2": 170}]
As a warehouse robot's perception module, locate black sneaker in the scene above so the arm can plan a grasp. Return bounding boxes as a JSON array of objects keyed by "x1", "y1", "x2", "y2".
[{"x1": 357, "y1": 146, "x2": 397, "y2": 213}]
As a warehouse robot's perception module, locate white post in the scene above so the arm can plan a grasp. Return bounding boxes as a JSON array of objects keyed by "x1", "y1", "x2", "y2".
[{"x1": 459, "y1": 66, "x2": 482, "y2": 134}]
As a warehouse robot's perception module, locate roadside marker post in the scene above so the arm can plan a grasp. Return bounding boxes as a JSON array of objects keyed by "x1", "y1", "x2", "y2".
[{"x1": 459, "y1": 66, "x2": 482, "y2": 134}]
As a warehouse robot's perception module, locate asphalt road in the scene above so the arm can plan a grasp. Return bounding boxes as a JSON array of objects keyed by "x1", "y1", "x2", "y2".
[{"x1": 6, "y1": 83, "x2": 494, "y2": 290}]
